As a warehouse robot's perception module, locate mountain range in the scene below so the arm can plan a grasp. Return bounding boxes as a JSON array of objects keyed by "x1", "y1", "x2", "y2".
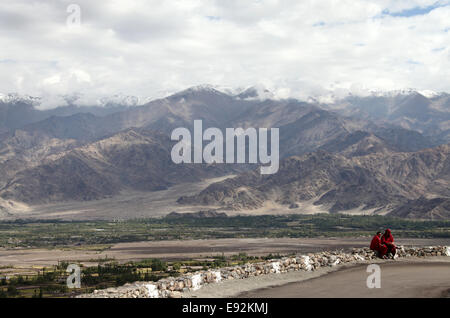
[
  {"x1": 0, "y1": 86, "x2": 449, "y2": 219},
  {"x1": 178, "y1": 145, "x2": 450, "y2": 219}
]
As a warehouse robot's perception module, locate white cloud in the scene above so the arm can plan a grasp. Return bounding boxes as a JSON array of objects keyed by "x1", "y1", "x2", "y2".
[{"x1": 0, "y1": 0, "x2": 449, "y2": 106}]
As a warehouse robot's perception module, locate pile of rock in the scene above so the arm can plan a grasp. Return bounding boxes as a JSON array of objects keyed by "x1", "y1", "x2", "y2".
[
  {"x1": 77, "y1": 246, "x2": 449, "y2": 298},
  {"x1": 83, "y1": 282, "x2": 152, "y2": 299}
]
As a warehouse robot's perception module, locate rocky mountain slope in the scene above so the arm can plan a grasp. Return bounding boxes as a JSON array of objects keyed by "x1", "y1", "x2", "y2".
[
  {"x1": 0, "y1": 128, "x2": 238, "y2": 204},
  {"x1": 389, "y1": 197, "x2": 450, "y2": 220},
  {"x1": 178, "y1": 144, "x2": 450, "y2": 218},
  {"x1": 0, "y1": 86, "x2": 449, "y2": 219}
]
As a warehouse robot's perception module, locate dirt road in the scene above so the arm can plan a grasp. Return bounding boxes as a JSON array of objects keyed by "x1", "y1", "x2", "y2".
[{"x1": 239, "y1": 260, "x2": 450, "y2": 298}]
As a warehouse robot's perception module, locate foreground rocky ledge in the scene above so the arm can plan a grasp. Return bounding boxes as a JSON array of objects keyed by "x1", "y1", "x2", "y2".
[{"x1": 77, "y1": 246, "x2": 450, "y2": 298}]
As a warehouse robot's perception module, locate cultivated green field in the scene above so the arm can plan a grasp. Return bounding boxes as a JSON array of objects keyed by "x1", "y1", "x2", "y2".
[{"x1": 1, "y1": 214, "x2": 449, "y2": 249}]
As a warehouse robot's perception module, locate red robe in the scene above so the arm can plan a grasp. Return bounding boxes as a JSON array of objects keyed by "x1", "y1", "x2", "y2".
[
  {"x1": 381, "y1": 229, "x2": 396, "y2": 256},
  {"x1": 370, "y1": 235, "x2": 388, "y2": 257}
]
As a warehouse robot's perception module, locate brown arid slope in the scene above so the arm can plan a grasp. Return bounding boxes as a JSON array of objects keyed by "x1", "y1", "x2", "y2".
[
  {"x1": 178, "y1": 144, "x2": 450, "y2": 218},
  {"x1": 0, "y1": 128, "x2": 238, "y2": 205},
  {"x1": 389, "y1": 197, "x2": 450, "y2": 220}
]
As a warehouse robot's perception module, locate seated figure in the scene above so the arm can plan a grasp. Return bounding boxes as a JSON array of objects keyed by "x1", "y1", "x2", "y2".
[
  {"x1": 381, "y1": 228, "x2": 396, "y2": 259},
  {"x1": 370, "y1": 231, "x2": 388, "y2": 259}
]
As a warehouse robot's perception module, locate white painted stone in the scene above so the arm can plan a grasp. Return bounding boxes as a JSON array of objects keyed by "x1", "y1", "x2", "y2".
[
  {"x1": 331, "y1": 258, "x2": 341, "y2": 266},
  {"x1": 445, "y1": 246, "x2": 450, "y2": 256},
  {"x1": 300, "y1": 256, "x2": 313, "y2": 271},
  {"x1": 271, "y1": 262, "x2": 281, "y2": 273},
  {"x1": 212, "y1": 271, "x2": 222, "y2": 282},
  {"x1": 191, "y1": 274, "x2": 203, "y2": 291},
  {"x1": 146, "y1": 284, "x2": 159, "y2": 298}
]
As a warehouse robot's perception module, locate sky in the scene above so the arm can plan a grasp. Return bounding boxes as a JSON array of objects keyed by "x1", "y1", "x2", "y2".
[{"x1": 0, "y1": 0, "x2": 450, "y2": 107}]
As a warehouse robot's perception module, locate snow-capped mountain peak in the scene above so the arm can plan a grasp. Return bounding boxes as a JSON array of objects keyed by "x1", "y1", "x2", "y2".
[
  {"x1": 367, "y1": 88, "x2": 444, "y2": 98},
  {"x1": 0, "y1": 93, "x2": 41, "y2": 105},
  {"x1": 417, "y1": 90, "x2": 443, "y2": 98}
]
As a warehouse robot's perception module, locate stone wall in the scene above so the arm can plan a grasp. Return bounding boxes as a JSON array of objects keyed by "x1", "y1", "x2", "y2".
[{"x1": 77, "y1": 246, "x2": 450, "y2": 298}]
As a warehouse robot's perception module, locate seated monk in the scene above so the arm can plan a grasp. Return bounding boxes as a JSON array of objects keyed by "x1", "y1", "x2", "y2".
[
  {"x1": 381, "y1": 228, "x2": 396, "y2": 259},
  {"x1": 370, "y1": 231, "x2": 388, "y2": 259}
]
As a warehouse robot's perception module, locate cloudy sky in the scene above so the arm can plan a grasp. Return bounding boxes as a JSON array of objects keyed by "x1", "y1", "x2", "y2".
[{"x1": 1, "y1": 0, "x2": 450, "y2": 106}]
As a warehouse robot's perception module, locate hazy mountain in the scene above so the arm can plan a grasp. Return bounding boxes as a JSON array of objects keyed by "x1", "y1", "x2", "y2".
[
  {"x1": 0, "y1": 94, "x2": 136, "y2": 133},
  {"x1": 111, "y1": 87, "x2": 437, "y2": 157},
  {"x1": 0, "y1": 99, "x2": 43, "y2": 133},
  {"x1": 1, "y1": 87, "x2": 441, "y2": 157},
  {"x1": 324, "y1": 90, "x2": 450, "y2": 143}
]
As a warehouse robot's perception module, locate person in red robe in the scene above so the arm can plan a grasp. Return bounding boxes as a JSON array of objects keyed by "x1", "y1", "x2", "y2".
[
  {"x1": 370, "y1": 231, "x2": 388, "y2": 258},
  {"x1": 381, "y1": 228, "x2": 396, "y2": 258}
]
